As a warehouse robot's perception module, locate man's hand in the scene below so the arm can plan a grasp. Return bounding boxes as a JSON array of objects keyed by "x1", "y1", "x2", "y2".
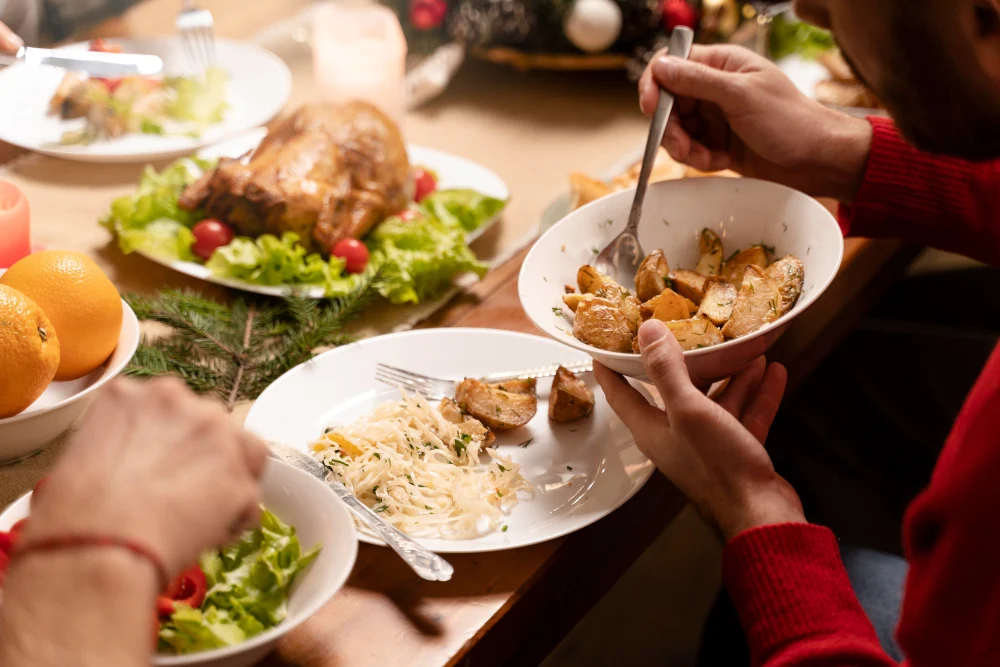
[
  {"x1": 25, "y1": 377, "x2": 268, "y2": 578},
  {"x1": 639, "y1": 44, "x2": 873, "y2": 202},
  {"x1": 595, "y1": 319, "x2": 806, "y2": 541},
  {"x1": 0, "y1": 22, "x2": 23, "y2": 54}
]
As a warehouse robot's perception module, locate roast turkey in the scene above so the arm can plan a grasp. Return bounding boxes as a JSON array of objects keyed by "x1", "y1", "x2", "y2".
[{"x1": 179, "y1": 101, "x2": 411, "y2": 254}]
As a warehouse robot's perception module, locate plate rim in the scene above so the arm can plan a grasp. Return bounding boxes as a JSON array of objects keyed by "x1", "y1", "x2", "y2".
[{"x1": 243, "y1": 327, "x2": 655, "y2": 553}]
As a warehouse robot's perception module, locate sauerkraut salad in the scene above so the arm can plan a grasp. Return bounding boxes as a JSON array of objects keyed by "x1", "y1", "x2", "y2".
[{"x1": 310, "y1": 391, "x2": 532, "y2": 539}]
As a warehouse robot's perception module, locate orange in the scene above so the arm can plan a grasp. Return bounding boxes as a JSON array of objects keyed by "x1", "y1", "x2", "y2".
[
  {"x1": 0, "y1": 250, "x2": 122, "y2": 381},
  {"x1": 0, "y1": 285, "x2": 61, "y2": 418}
]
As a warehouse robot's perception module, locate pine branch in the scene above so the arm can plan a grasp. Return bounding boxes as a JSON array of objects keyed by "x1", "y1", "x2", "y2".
[{"x1": 123, "y1": 277, "x2": 377, "y2": 410}]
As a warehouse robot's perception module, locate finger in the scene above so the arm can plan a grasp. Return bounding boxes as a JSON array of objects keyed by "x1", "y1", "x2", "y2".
[
  {"x1": 715, "y1": 357, "x2": 766, "y2": 418},
  {"x1": 593, "y1": 362, "x2": 663, "y2": 430},
  {"x1": 0, "y1": 23, "x2": 23, "y2": 54},
  {"x1": 741, "y1": 362, "x2": 788, "y2": 443},
  {"x1": 662, "y1": 117, "x2": 692, "y2": 161},
  {"x1": 636, "y1": 320, "x2": 701, "y2": 413},
  {"x1": 651, "y1": 54, "x2": 747, "y2": 111},
  {"x1": 239, "y1": 430, "x2": 268, "y2": 479}
]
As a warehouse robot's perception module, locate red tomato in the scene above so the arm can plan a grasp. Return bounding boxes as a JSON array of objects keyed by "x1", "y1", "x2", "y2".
[
  {"x1": 98, "y1": 78, "x2": 123, "y2": 93},
  {"x1": 413, "y1": 168, "x2": 437, "y2": 202},
  {"x1": 157, "y1": 564, "x2": 208, "y2": 618},
  {"x1": 191, "y1": 219, "x2": 236, "y2": 261},
  {"x1": 89, "y1": 39, "x2": 123, "y2": 54},
  {"x1": 0, "y1": 550, "x2": 9, "y2": 587},
  {"x1": 0, "y1": 531, "x2": 13, "y2": 555},
  {"x1": 330, "y1": 238, "x2": 370, "y2": 274}
]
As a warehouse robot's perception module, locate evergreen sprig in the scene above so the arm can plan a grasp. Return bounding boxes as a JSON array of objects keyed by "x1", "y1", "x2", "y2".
[{"x1": 123, "y1": 273, "x2": 378, "y2": 411}]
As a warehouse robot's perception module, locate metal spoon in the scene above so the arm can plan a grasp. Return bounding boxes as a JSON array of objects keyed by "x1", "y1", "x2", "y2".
[{"x1": 594, "y1": 26, "x2": 695, "y2": 288}]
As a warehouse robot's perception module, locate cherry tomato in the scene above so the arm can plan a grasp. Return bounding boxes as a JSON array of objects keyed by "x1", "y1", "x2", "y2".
[
  {"x1": 330, "y1": 238, "x2": 370, "y2": 274},
  {"x1": 413, "y1": 168, "x2": 437, "y2": 202},
  {"x1": 89, "y1": 39, "x2": 123, "y2": 54},
  {"x1": 157, "y1": 564, "x2": 208, "y2": 618},
  {"x1": 0, "y1": 531, "x2": 13, "y2": 555},
  {"x1": 97, "y1": 78, "x2": 123, "y2": 93},
  {"x1": 0, "y1": 550, "x2": 9, "y2": 587},
  {"x1": 191, "y1": 219, "x2": 236, "y2": 261}
]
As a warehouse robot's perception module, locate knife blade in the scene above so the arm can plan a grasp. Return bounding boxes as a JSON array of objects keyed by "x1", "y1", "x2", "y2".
[
  {"x1": 0, "y1": 46, "x2": 163, "y2": 78},
  {"x1": 265, "y1": 441, "x2": 455, "y2": 582}
]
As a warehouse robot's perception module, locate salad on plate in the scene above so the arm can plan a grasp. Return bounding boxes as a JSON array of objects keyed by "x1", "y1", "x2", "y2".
[{"x1": 49, "y1": 39, "x2": 227, "y2": 145}]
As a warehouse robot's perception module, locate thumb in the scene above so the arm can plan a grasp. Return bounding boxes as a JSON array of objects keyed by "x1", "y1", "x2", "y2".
[
  {"x1": 637, "y1": 320, "x2": 700, "y2": 411},
  {"x1": 651, "y1": 55, "x2": 745, "y2": 110},
  {"x1": 0, "y1": 23, "x2": 23, "y2": 54}
]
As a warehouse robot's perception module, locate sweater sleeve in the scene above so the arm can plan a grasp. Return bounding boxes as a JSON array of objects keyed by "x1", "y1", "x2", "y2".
[
  {"x1": 838, "y1": 117, "x2": 1000, "y2": 267},
  {"x1": 723, "y1": 523, "x2": 901, "y2": 667}
]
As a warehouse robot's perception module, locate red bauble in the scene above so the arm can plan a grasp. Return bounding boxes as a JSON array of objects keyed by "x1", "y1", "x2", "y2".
[
  {"x1": 662, "y1": 0, "x2": 698, "y2": 31},
  {"x1": 410, "y1": 0, "x2": 447, "y2": 30}
]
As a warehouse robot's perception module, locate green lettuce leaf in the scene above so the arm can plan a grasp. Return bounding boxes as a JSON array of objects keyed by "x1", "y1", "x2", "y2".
[
  {"x1": 166, "y1": 66, "x2": 229, "y2": 127},
  {"x1": 418, "y1": 189, "x2": 506, "y2": 233},
  {"x1": 369, "y1": 213, "x2": 487, "y2": 304},
  {"x1": 117, "y1": 219, "x2": 196, "y2": 261},
  {"x1": 101, "y1": 158, "x2": 213, "y2": 234},
  {"x1": 158, "y1": 508, "x2": 320, "y2": 655},
  {"x1": 768, "y1": 14, "x2": 836, "y2": 60}
]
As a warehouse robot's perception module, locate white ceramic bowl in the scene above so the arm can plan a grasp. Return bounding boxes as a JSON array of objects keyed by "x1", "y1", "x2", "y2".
[
  {"x1": 0, "y1": 459, "x2": 359, "y2": 667},
  {"x1": 0, "y1": 296, "x2": 141, "y2": 463},
  {"x1": 519, "y1": 177, "x2": 844, "y2": 384}
]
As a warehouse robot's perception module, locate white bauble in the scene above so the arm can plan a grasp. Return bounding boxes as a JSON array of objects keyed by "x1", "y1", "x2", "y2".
[{"x1": 564, "y1": 0, "x2": 623, "y2": 54}]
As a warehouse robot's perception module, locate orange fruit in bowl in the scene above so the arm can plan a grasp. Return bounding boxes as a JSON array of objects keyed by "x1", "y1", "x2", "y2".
[
  {"x1": 0, "y1": 285, "x2": 61, "y2": 418},
  {"x1": 0, "y1": 250, "x2": 122, "y2": 381}
]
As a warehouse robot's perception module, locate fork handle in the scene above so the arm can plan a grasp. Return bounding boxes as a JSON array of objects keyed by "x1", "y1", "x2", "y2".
[{"x1": 481, "y1": 360, "x2": 593, "y2": 384}]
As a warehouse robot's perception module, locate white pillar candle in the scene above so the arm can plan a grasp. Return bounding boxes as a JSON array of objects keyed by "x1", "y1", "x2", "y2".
[{"x1": 312, "y1": 1, "x2": 408, "y2": 122}]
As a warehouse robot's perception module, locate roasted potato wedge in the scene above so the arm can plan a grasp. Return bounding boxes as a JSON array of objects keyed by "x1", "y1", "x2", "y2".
[
  {"x1": 635, "y1": 249, "x2": 671, "y2": 302},
  {"x1": 570, "y1": 172, "x2": 613, "y2": 210},
  {"x1": 721, "y1": 246, "x2": 769, "y2": 284},
  {"x1": 696, "y1": 277, "x2": 738, "y2": 326},
  {"x1": 671, "y1": 269, "x2": 707, "y2": 304},
  {"x1": 491, "y1": 378, "x2": 537, "y2": 395},
  {"x1": 666, "y1": 318, "x2": 724, "y2": 351},
  {"x1": 548, "y1": 366, "x2": 595, "y2": 423},
  {"x1": 573, "y1": 297, "x2": 636, "y2": 353},
  {"x1": 696, "y1": 228, "x2": 724, "y2": 276},
  {"x1": 578, "y1": 265, "x2": 614, "y2": 295},
  {"x1": 562, "y1": 292, "x2": 594, "y2": 313},
  {"x1": 764, "y1": 255, "x2": 805, "y2": 316},
  {"x1": 721, "y1": 265, "x2": 783, "y2": 339},
  {"x1": 640, "y1": 289, "x2": 696, "y2": 323},
  {"x1": 438, "y1": 397, "x2": 496, "y2": 446},
  {"x1": 455, "y1": 378, "x2": 537, "y2": 432}
]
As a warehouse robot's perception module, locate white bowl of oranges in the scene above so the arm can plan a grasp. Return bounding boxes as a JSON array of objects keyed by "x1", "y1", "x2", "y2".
[{"x1": 0, "y1": 251, "x2": 139, "y2": 463}]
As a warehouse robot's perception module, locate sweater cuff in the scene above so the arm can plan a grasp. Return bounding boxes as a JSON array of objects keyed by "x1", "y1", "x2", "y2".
[
  {"x1": 838, "y1": 116, "x2": 973, "y2": 237},
  {"x1": 723, "y1": 523, "x2": 880, "y2": 657}
]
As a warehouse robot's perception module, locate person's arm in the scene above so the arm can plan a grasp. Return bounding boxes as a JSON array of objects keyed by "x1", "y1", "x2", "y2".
[
  {"x1": 0, "y1": 550, "x2": 157, "y2": 667},
  {"x1": 839, "y1": 117, "x2": 1000, "y2": 267}
]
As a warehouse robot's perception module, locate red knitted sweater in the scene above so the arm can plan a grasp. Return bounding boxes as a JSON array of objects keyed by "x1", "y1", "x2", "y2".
[{"x1": 722, "y1": 117, "x2": 1000, "y2": 667}]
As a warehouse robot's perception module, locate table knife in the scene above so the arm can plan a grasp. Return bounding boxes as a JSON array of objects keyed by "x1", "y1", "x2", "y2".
[
  {"x1": 265, "y1": 441, "x2": 454, "y2": 582},
  {"x1": 0, "y1": 46, "x2": 163, "y2": 78}
]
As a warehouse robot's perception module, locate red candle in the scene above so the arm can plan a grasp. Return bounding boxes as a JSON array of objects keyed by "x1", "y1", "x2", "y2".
[{"x1": 0, "y1": 180, "x2": 30, "y2": 269}]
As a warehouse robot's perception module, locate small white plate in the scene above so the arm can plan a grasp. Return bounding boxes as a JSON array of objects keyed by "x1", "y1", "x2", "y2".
[
  {"x1": 777, "y1": 54, "x2": 885, "y2": 119},
  {"x1": 0, "y1": 38, "x2": 291, "y2": 163},
  {"x1": 133, "y1": 129, "x2": 510, "y2": 298},
  {"x1": 244, "y1": 328, "x2": 655, "y2": 553}
]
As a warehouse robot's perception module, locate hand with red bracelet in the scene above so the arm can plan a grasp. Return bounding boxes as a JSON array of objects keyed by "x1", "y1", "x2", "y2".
[
  {"x1": 595, "y1": 319, "x2": 807, "y2": 541},
  {"x1": 638, "y1": 44, "x2": 873, "y2": 202}
]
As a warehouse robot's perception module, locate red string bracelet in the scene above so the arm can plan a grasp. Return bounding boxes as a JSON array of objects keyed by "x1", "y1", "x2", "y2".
[{"x1": 11, "y1": 534, "x2": 169, "y2": 590}]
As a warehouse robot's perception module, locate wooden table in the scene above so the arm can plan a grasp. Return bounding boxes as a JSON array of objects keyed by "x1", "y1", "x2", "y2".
[{"x1": 0, "y1": 1, "x2": 921, "y2": 665}]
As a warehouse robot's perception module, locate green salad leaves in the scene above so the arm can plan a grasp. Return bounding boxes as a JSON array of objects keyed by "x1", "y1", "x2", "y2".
[
  {"x1": 768, "y1": 14, "x2": 836, "y2": 61},
  {"x1": 101, "y1": 159, "x2": 505, "y2": 304},
  {"x1": 158, "y1": 509, "x2": 320, "y2": 654}
]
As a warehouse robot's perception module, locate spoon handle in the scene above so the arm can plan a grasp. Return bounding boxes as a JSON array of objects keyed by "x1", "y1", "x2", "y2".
[{"x1": 625, "y1": 26, "x2": 695, "y2": 236}]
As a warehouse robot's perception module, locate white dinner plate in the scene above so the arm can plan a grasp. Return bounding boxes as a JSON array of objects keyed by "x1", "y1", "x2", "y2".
[
  {"x1": 777, "y1": 54, "x2": 886, "y2": 119},
  {"x1": 0, "y1": 38, "x2": 291, "y2": 163},
  {"x1": 134, "y1": 128, "x2": 510, "y2": 298},
  {"x1": 244, "y1": 328, "x2": 656, "y2": 553}
]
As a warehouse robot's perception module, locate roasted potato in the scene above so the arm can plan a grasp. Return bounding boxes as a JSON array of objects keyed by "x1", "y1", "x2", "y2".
[
  {"x1": 696, "y1": 228, "x2": 724, "y2": 276},
  {"x1": 591, "y1": 283, "x2": 642, "y2": 330},
  {"x1": 548, "y1": 366, "x2": 595, "y2": 423},
  {"x1": 573, "y1": 297, "x2": 636, "y2": 353},
  {"x1": 570, "y1": 172, "x2": 613, "y2": 210},
  {"x1": 438, "y1": 397, "x2": 496, "y2": 446},
  {"x1": 492, "y1": 378, "x2": 537, "y2": 395},
  {"x1": 455, "y1": 378, "x2": 537, "y2": 432},
  {"x1": 640, "y1": 289, "x2": 696, "y2": 323},
  {"x1": 671, "y1": 269, "x2": 707, "y2": 304},
  {"x1": 635, "y1": 249, "x2": 671, "y2": 302},
  {"x1": 764, "y1": 255, "x2": 805, "y2": 316},
  {"x1": 562, "y1": 292, "x2": 593, "y2": 313},
  {"x1": 666, "y1": 318, "x2": 724, "y2": 351},
  {"x1": 721, "y1": 246, "x2": 769, "y2": 284},
  {"x1": 577, "y1": 265, "x2": 612, "y2": 294},
  {"x1": 696, "y1": 277, "x2": 738, "y2": 326},
  {"x1": 721, "y1": 265, "x2": 783, "y2": 339}
]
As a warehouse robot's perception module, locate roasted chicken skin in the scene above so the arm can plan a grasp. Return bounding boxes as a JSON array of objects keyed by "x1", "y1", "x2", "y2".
[{"x1": 179, "y1": 102, "x2": 411, "y2": 254}]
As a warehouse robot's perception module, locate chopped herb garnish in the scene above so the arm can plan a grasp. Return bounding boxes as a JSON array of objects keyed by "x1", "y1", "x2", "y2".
[
  {"x1": 495, "y1": 405, "x2": 502, "y2": 415},
  {"x1": 323, "y1": 427, "x2": 334, "y2": 434},
  {"x1": 373, "y1": 504, "x2": 389, "y2": 513},
  {"x1": 497, "y1": 490, "x2": 503, "y2": 497},
  {"x1": 695, "y1": 344, "x2": 707, "y2": 349},
  {"x1": 406, "y1": 474, "x2": 414, "y2": 484},
  {"x1": 601, "y1": 219, "x2": 614, "y2": 228},
  {"x1": 372, "y1": 485, "x2": 379, "y2": 495},
  {"x1": 517, "y1": 438, "x2": 534, "y2": 448},
  {"x1": 747, "y1": 282, "x2": 755, "y2": 294},
  {"x1": 663, "y1": 275, "x2": 674, "y2": 290},
  {"x1": 497, "y1": 463, "x2": 507, "y2": 472},
  {"x1": 502, "y1": 525, "x2": 509, "y2": 532},
  {"x1": 591, "y1": 247, "x2": 600, "y2": 254},
  {"x1": 373, "y1": 452, "x2": 381, "y2": 460},
  {"x1": 425, "y1": 505, "x2": 432, "y2": 510},
  {"x1": 453, "y1": 440, "x2": 467, "y2": 456},
  {"x1": 725, "y1": 248, "x2": 741, "y2": 263},
  {"x1": 662, "y1": 218, "x2": 670, "y2": 226},
  {"x1": 759, "y1": 242, "x2": 776, "y2": 255},
  {"x1": 567, "y1": 466, "x2": 573, "y2": 471},
  {"x1": 543, "y1": 276, "x2": 548, "y2": 282},
  {"x1": 770, "y1": 298, "x2": 779, "y2": 314},
  {"x1": 552, "y1": 307, "x2": 564, "y2": 316},
  {"x1": 325, "y1": 458, "x2": 348, "y2": 467}
]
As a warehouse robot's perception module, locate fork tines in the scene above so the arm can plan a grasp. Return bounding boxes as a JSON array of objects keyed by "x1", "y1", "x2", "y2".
[
  {"x1": 374, "y1": 364, "x2": 454, "y2": 399},
  {"x1": 176, "y1": 4, "x2": 216, "y2": 73}
]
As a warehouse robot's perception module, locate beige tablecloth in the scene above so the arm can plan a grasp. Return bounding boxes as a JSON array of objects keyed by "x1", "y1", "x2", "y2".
[{"x1": 0, "y1": 5, "x2": 650, "y2": 507}]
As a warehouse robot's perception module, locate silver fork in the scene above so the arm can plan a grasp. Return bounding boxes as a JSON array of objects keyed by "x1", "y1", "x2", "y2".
[
  {"x1": 176, "y1": 0, "x2": 215, "y2": 73},
  {"x1": 374, "y1": 360, "x2": 593, "y2": 400}
]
